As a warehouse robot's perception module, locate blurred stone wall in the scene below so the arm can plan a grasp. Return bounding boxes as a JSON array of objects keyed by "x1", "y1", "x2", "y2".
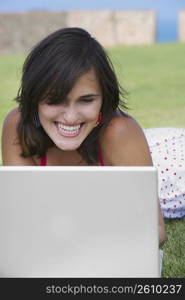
[
  {"x1": 0, "y1": 11, "x2": 67, "y2": 53},
  {"x1": 0, "y1": 10, "x2": 156, "y2": 54},
  {"x1": 67, "y1": 10, "x2": 156, "y2": 46},
  {"x1": 179, "y1": 10, "x2": 185, "y2": 41}
]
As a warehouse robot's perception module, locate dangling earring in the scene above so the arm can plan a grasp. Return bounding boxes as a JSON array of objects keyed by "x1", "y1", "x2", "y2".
[
  {"x1": 95, "y1": 112, "x2": 102, "y2": 126},
  {"x1": 33, "y1": 112, "x2": 41, "y2": 128}
]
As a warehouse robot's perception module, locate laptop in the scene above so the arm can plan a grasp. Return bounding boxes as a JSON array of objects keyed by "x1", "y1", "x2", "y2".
[{"x1": 0, "y1": 166, "x2": 160, "y2": 277}]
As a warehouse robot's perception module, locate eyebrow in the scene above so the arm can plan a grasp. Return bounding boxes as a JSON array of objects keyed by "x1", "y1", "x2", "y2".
[
  {"x1": 79, "y1": 94, "x2": 100, "y2": 99},
  {"x1": 65, "y1": 94, "x2": 100, "y2": 102}
]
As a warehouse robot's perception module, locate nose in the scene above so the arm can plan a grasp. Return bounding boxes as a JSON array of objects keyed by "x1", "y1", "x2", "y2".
[{"x1": 62, "y1": 103, "x2": 79, "y2": 124}]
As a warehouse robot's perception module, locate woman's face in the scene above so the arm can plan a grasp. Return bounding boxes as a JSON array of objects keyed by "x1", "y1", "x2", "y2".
[{"x1": 38, "y1": 69, "x2": 103, "y2": 151}]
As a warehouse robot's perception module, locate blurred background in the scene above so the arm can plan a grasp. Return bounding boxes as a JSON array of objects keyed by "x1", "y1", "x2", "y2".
[{"x1": 1, "y1": 0, "x2": 185, "y2": 42}]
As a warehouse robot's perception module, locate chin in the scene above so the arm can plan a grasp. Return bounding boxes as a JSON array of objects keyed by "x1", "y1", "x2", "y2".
[{"x1": 56, "y1": 141, "x2": 81, "y2": 152}]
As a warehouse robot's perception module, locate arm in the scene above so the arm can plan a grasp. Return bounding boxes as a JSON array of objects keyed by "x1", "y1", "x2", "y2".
[
  {"x1": 1, "y1": 107, "x2": 35, "y2": 166},
  {"x1": 99, "y1": 114, "x2": 166, "y2": 245}
]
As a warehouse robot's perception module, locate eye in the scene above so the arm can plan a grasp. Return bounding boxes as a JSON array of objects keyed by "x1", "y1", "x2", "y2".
[
  {"x1": 81, "y1": 98, "x2": 94, "y2": 103},
  {"x1": 44, "y1": 99, "x2": 64, "y2": 106}
]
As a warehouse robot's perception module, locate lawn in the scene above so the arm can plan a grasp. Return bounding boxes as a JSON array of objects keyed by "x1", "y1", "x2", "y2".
[{"x1": 0, "y1": 42, "x2": 185, "y2": 277}]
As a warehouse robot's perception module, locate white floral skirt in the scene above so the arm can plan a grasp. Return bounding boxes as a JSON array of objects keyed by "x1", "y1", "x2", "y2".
[{"x1": 144, "y1": 127, "x2": 185, "y2": 219}]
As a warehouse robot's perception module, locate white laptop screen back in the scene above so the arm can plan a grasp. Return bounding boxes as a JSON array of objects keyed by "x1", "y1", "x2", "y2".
[{"x1": 0, "y1": 166, "x2": 159, "y2": 277}]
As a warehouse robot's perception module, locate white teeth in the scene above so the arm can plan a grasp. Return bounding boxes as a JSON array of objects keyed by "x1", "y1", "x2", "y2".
[
  {"x1": 58, "y1": 123, "x2": 81, "y2": 131},
  {"x1": 57, "y1": 123, "x2": 81, "y2": 135}
]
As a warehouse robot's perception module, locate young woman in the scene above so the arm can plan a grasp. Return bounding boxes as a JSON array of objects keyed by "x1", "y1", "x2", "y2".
[{"x1": 1, "y1": 27, "x2": 166, "y2": 244}]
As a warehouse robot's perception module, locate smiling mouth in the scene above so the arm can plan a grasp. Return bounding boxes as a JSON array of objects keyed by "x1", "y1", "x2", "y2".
[{"x1": 55, "y1": 122, "x2": 84, "y2": 137}]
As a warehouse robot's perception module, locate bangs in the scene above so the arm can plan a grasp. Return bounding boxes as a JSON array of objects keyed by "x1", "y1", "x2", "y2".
[
  {"x1": 40, "y1": 72, "x2": 76, "y2": 105},
  {"x1": 38, "y1": 55, "x2": 92, "y2": 106}
]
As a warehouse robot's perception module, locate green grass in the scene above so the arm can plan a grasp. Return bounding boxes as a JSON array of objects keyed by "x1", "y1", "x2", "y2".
[
  {"x1": 161, "y1": 218, "x2": 185, "y2": 278},
  {"x1": 108, "y1": 42, "x2": 185, "y2": 127},
  {"x1": 0, "y1": 42, "x2": 185, "y2": 278},
  {"x1": 0, "y1": 54, "x2": 25, "y2": 160}
]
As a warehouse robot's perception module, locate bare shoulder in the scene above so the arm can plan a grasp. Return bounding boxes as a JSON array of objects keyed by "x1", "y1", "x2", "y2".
[
  {"x1": 99, "y1": 113, "x2": 152, "y2": 166},
  {"x1": 3, "y1": 107, "x2": 21, "y2": 126},
  {"x1": 2, "y1": 107, "x2": 21, "y2": 145},
  {"x1": 101, "y1": 113, "x2": 144, "y2": 139},
  {"x1": 100, "y1": 113, "x2": 146, "y2": 147},
  {"x1": 2, "y1": 107, "x2": 35, "y2": 166}
]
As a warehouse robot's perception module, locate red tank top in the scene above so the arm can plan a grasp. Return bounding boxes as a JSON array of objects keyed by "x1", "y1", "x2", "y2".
[{"x1": 40, "y1": 151, "x2": 104, "y2": 166}]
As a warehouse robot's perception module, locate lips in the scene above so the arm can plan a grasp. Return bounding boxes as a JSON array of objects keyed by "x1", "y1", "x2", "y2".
[{"x1": 55, "y1": 122, "x2": 84, "y2": 138}]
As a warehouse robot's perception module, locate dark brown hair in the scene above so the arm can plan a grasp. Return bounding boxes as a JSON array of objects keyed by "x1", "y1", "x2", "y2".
[{"x1": 16, "y1": 27, "x2": 128, "y2": 164}]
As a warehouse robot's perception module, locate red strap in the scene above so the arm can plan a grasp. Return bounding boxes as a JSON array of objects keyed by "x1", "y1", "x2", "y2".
[
  {"x1": 40, "y1": 155, "x2": 47, "y2": 166},
  {"x1": 98, "y1": 151, "x2": 104, "y2": 166},
  {"x1": 40, "y1": 153, "x2": 104, "y2": 166}
]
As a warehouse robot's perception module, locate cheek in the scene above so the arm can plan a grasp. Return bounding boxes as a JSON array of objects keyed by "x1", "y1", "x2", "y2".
[
  {"x1": 85, "y1": 111, "x2": 98, "y2": 121},
  {"x1": 83, "y1": 103, "x2": 102, "y2": 121},
  {"x1": 38, "y1": 105, "x2": 58, "y2": 120}
]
